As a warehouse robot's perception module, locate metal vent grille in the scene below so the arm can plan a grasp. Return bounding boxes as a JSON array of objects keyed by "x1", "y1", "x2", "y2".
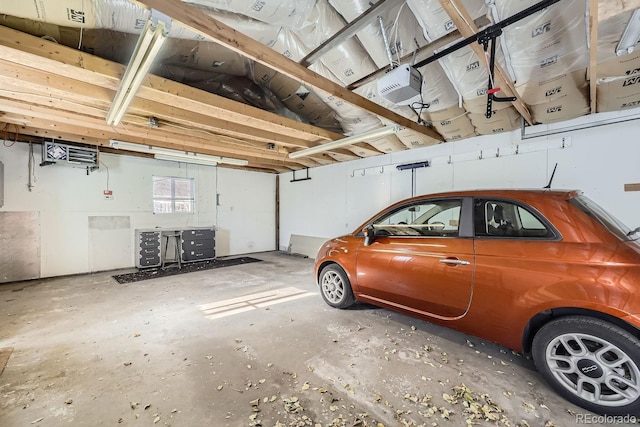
[{"x1": 42, "y1": 141, "x2": 99, "y2": 171}]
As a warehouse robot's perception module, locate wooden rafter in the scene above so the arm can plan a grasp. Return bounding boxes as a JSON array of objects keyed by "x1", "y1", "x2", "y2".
[
  {"x1": 300, "y1": 0, "x2": 405, "y2": 67},
  {"x1": 0, "y1": 25, "x2": 383, "y2": 171},
  {"x1": 347, "y1": 15, "x2": 492, "y2": 91},
  {"x1": 0, "y1": 26, "x2": 339, "y2": 142},
  {"x1": 134, "y1": 0, "x2": 443, "y2": 142},
  {"x1": 439, "y1": 0, "x2": 534, "y2": 125}
]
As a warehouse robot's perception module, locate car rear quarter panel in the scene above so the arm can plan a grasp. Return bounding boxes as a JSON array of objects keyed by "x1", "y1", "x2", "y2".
[{"x1": 465, "y1": 240, "x2": 640, "y2": 352}]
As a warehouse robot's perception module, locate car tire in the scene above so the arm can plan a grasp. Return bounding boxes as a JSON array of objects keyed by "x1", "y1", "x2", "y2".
[
  {"x1": 532, "y1": 316, "x2": 640, "y2": 416},
  {"x1": 319, "y1": 264, "x2": 355, "y2": 309}
]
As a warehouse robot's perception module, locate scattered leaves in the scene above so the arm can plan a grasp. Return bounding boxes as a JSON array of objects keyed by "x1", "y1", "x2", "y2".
[
  {"x1": 445, "y1": 384, "x2": 507, "y2": 425},
  {"x1": 283, "y1": 396, "x2": 302, "y2": 414}
]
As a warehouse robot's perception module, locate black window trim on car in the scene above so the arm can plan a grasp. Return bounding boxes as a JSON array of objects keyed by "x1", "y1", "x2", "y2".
[{"x1": 472, "y1": 196, "x2": 562, "y2": 241}]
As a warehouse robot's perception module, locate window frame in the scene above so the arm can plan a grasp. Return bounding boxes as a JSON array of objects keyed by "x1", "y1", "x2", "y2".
[
  {"x1": 359, "y1": 197, "x2": 471, "y2": 239},
  {"x1": 152, "y1": 175, "x2": 195, "y2": 214},
  {"x1": 472, "y1": 197, "x2": 561, "y2": 240}
]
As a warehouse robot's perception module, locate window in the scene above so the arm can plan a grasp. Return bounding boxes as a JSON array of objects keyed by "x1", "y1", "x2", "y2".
[
  {"x1": 152, "y1": 176, "x2": 195, "y2": 214},
  {"x1": 569, "y1": 195, "x2": 634, "y2": 241},
  {"x1": 372, "y1": 199, "x2": 462, "y2": 237},
  {"x1": 473, "y1": 199, "x2": 554, "y2": 238}
]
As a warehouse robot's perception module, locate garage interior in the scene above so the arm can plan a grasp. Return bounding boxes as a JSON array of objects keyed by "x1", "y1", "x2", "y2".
[{"x1": 1, "y1": 0, "x2": 640, "y2": 425}]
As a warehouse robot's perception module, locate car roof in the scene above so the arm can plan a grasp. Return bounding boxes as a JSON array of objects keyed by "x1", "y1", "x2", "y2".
[{"x1": 408, "y1": 189, "x2": 581, "y2": 201}]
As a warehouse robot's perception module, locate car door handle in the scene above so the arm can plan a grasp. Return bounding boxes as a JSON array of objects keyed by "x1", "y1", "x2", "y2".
[{"x1": 439, "y1": 258, "x2": 470, "y2": 266}]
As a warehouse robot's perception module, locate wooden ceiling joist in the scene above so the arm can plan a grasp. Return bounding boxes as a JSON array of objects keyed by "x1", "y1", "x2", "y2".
[
  {"x1": 0, "y1": 25, "x2": 341, "y2": 143},
  {"x1": 439, "y1": 0, "x2": 534, "y2": 126},
  {"x1": 0, "y1": 24, "x2": 375, "y2": 171},
  {"x1": 134, "y1": 0, "x2": 443, "y2": 142},
  {"x1": 300, "y1": 0, "x2": 406, "y2": 67}
]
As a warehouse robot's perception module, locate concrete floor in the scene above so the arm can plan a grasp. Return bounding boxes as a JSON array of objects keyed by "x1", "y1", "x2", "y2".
[{"x1": 0, "y1": 251, "x2": 627, "y2": 426}]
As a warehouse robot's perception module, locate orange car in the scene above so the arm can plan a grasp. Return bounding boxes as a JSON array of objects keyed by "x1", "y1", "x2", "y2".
[{"x1": 315, "y1": 189, "x2": 640, "y2": 416}]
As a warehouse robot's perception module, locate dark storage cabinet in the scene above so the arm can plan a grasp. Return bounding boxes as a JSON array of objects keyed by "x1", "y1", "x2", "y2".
[
  {"x1": 136, "y1": 231, "x2": 161, "y2": 268},
  {"x1": 180, "y1": 228, "x2": 215, "y2": 262},
  {"x1": 135, "y1": 227, "x2": 215, "y2": 268}
]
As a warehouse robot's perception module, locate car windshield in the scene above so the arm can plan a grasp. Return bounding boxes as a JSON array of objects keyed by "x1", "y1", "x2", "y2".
[{"x1": 569, "y1": 195, "x2": 636, "y2": 241}]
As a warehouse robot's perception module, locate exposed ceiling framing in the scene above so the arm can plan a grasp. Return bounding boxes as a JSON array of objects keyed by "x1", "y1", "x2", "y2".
[{"x1": 0, "y1": 0, "x2": 639, "y2": 173}]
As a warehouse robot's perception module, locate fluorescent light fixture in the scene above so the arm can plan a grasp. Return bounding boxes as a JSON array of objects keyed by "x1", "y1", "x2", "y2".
[
  {"x1": 106, "y1": 14, "x2": 169, "y2": 126},
  {"x1": 617, "y1": 9, "x2": 640, "y2": 56},
  {"x1": 109, "y1": 139, "x2": 249, "y2": 166},
  {"x1": 288, "y1": 125, "x2": 402, "y2": 159},
  {"x1": 109, "y1": 139, "x2": 154, "y2": 153},
  {"x1": 154, "y1": 154, "x2": 219, "y2": 166}
]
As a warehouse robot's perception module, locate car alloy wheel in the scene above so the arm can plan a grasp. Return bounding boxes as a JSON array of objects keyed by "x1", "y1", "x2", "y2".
[
  {"x1": 533, "y1": 316, "x2": 640, "y2": 415},
  {"x1": 319, "y1": 264, "x2": 355, "y2": 309},
  {"x1": 546, "y1": 332, "x2": 640, "y2": 406}
]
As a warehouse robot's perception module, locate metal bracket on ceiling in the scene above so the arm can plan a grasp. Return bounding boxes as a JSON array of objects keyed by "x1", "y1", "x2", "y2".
[
  {"x1": 290, "y1": 168, "x2": 311, "y2": 183},
  {"x1": 411, "y1": 0, "x2": 560, "y2": 118},
  {"x1": 478, "y1": 27, "x2": 516, "y2": 119}
]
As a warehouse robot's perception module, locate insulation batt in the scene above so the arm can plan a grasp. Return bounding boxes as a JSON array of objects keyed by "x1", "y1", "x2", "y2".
[
  {"x1": 494, "y1": 0, "x2": 588, "y2": 83},
  {"x1": 437, "y1": 43, "x2": 507, "y2": 101},
  {"x1": 413, "y1": 60, "x2": 463, "y2": 114},
  {"x1": 330, "y1": 0, "x2": 430, "y2": 68},
  {"x1": 182, "y1": 0, "x2": 315, "y2": 29},
  {"x1": 294, "y1": 0, "x2": 345, "y2": 51},
  {"x1": 407, "y1": 0, "x2": 487, "y2": 42}
]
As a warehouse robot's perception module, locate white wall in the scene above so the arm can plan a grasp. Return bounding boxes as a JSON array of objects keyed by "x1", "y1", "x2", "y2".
[
  {"x1": 0, "y1": 144, "x2": 275, "y2": 280},
  {"x1": 279, "y1": 109, "x2": 640, "y2": 249}
]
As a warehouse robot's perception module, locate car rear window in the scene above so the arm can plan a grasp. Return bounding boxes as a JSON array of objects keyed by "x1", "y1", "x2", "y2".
[{"x1": 569, "y1": 195, "x2": 635, "y2": 241}]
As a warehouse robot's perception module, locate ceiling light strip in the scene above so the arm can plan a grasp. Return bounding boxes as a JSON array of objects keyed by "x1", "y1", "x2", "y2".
[
  {"x1": 106, "y1": 16, "x2": 168, "y2": 126},
  {"x1": 108, "y1": 139, "x2": 248, "y2": 166},
  {"x1": 288, "y1": 125, "x2": 401, "y2": 159}
]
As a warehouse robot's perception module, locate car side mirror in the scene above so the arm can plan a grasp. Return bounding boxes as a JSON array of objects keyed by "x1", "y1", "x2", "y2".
[{"x1": 363, "y1": 225, "x2": 375, "y2": 246}]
